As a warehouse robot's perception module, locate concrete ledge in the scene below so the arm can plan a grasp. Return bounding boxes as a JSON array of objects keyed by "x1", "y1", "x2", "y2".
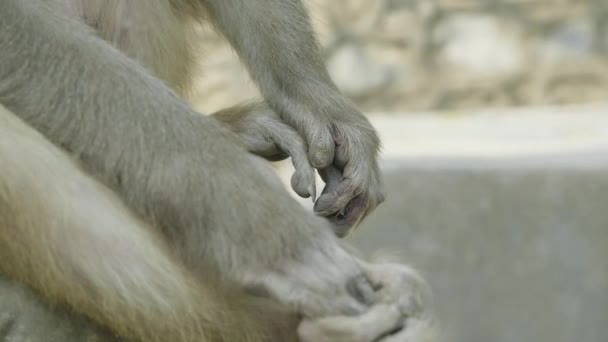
[{"x1": 370, "y1": 103, "x2": 608, "y2": 161}]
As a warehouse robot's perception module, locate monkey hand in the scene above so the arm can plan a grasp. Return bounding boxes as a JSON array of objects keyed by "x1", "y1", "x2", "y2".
[
  {"x1": 276, "y1": 95, "x2": 385, "y2": 237},
  {"x1": 214, "y1": 98, "x2": 385, "y2": 236},
  {"x1": 363, "y1": 262, "x2": 430, "y2": 314},
  {"x1": 213, "y1": 102, "x2": 317, "y2": 200},
  {"x1": 239, "y1": 239, "x2": 379, "y2": 319},
  {"x1": 297, "y1": 262, "x2": 436, "y2": 342}
]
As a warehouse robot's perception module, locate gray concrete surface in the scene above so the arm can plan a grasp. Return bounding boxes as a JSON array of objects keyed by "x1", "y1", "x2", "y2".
[{"x1": 352, "y1": 155, "x2": 608, "y2": 342}]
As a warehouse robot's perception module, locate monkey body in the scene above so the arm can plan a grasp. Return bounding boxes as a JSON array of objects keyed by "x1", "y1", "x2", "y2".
[{"x1": 0, "y1": 0, "x2": 433, "y2": 341}]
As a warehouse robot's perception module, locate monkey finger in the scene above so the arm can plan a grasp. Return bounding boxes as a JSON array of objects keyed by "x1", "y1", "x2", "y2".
[
  {"x1": 269, "y1": 123, "x2": 317, "y2": 199},
  {"x1": 242, "y1": 134, "x2": 284, "y2": 158},
  {"x1": 291, "y1": 169, "x2": 316, "y2": 199},
  {"x1": 305, "y1": 123, "x2": 335, "y2": 169},
  {"x1": 338, "y1": 158, "x2": 384, "y2": 220},
  {"x1": 327, "y1": 195, "x2": 368, "y2": 237},
  {"x1": 333, "y1": 133, "x2": 353, "y2": 170},
  {"x1": 314, "y1": 166, "x2": 340, "y2": 213},
  {"x1": 333, "y1": 294, "x2": 369, "y2": 316},
  {"x1": 314, "y1": 178, "x2": 359, "y2": 217},
  {"x1": 263, "y1": 152, "x2": 291, "y2": 162},
  {"x1": 336, "y1": 136, "x2": 384, "y2": 205},
  {"x1": 314, "y1": 168, "x2": 370, "y2": 236},
  {"x1": 298, "y1": 304, "x2": 405, "y2": 342},
  {"x1": 346, "y1": 273, "x2": 376, "y2": 306},
  {"x1": 318, "y1": 165, "x2": 342, "y2": 189}
]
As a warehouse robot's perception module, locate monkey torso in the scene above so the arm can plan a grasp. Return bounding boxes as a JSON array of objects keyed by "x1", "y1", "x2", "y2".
[{"x1": 65, "y1": 0, "x2": 199, "y2": 93}]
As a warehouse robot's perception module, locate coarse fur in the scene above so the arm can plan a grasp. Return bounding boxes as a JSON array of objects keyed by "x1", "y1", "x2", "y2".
[
  {"x1": 0, "y1": 105, "x2": 299, "y2": 341},
  {"x1": 0, "y1": 0, "x2": 434, "y2": 341}
]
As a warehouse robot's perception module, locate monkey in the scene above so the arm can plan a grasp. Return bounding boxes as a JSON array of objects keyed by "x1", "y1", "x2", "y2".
[{"x1": 0, "y1": 0, "x2": 434, "y2": 340}]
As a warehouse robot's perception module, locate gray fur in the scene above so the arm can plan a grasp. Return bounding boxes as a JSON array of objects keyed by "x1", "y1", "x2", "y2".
[
  {"x1": 0, "y1": 0, "x2": 431, "y2": 340},
  {"x1": 200, "y1": 0, "x2": 385, "y2": 231}
]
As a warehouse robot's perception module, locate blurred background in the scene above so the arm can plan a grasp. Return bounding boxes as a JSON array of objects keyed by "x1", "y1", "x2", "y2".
[
  {"x1": 190, "y1": 1, "x2": 608, "y2": 341},
  {"x1": 192, "y1": 0, "x2": 608, "y2": 112}
]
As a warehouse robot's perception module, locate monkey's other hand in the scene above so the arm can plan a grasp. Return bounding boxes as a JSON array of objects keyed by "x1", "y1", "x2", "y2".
[
  {"x1": 213, "y1": 102, "x2": 316, "y2": 199},
  {"x1": 298, "y1": 262, "x2": 436, "y2": 342},
  {"x1": 279, "y1": 97, "x2": 385, "y2": 236},
  {"x1": 240, "y1": 237, "x2": 377, "y2": 319}
]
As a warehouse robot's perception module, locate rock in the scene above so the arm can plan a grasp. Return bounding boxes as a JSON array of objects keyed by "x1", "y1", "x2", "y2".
[
  {"x1": 541, "y1": 19, "x2": 595, "y2": 62},
  {"x1": 432, "y1": 14, "x2": 526, "y2": 78},
  {"x1": 326, "y1": 43, "x2": 392, "y2": 98}
]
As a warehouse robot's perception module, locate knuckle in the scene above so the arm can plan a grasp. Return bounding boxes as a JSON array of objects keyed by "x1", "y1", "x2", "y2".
[{"x1": 312, "y1": 136, "x2": 335, "y2": 153}]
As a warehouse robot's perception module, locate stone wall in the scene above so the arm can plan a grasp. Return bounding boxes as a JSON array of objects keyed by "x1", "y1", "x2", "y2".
[{"x1": 191, "y1": 0, "x2": 608, "y2": 112}]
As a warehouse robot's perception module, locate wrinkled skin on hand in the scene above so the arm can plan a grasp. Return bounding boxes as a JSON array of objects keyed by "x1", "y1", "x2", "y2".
[{"x1": 277, "y1": 95, "x2": 386, "y2": 237}]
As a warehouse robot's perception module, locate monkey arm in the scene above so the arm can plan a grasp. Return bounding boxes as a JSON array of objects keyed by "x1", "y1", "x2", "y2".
[{"x1": 202, "y1": 0, "x2": 386, "y2": 235}]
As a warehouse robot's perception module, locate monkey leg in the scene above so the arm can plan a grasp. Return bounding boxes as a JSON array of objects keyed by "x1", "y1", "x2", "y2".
[{"x1": 0, "y1": 105, "x2": 294, "y2": 342}]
